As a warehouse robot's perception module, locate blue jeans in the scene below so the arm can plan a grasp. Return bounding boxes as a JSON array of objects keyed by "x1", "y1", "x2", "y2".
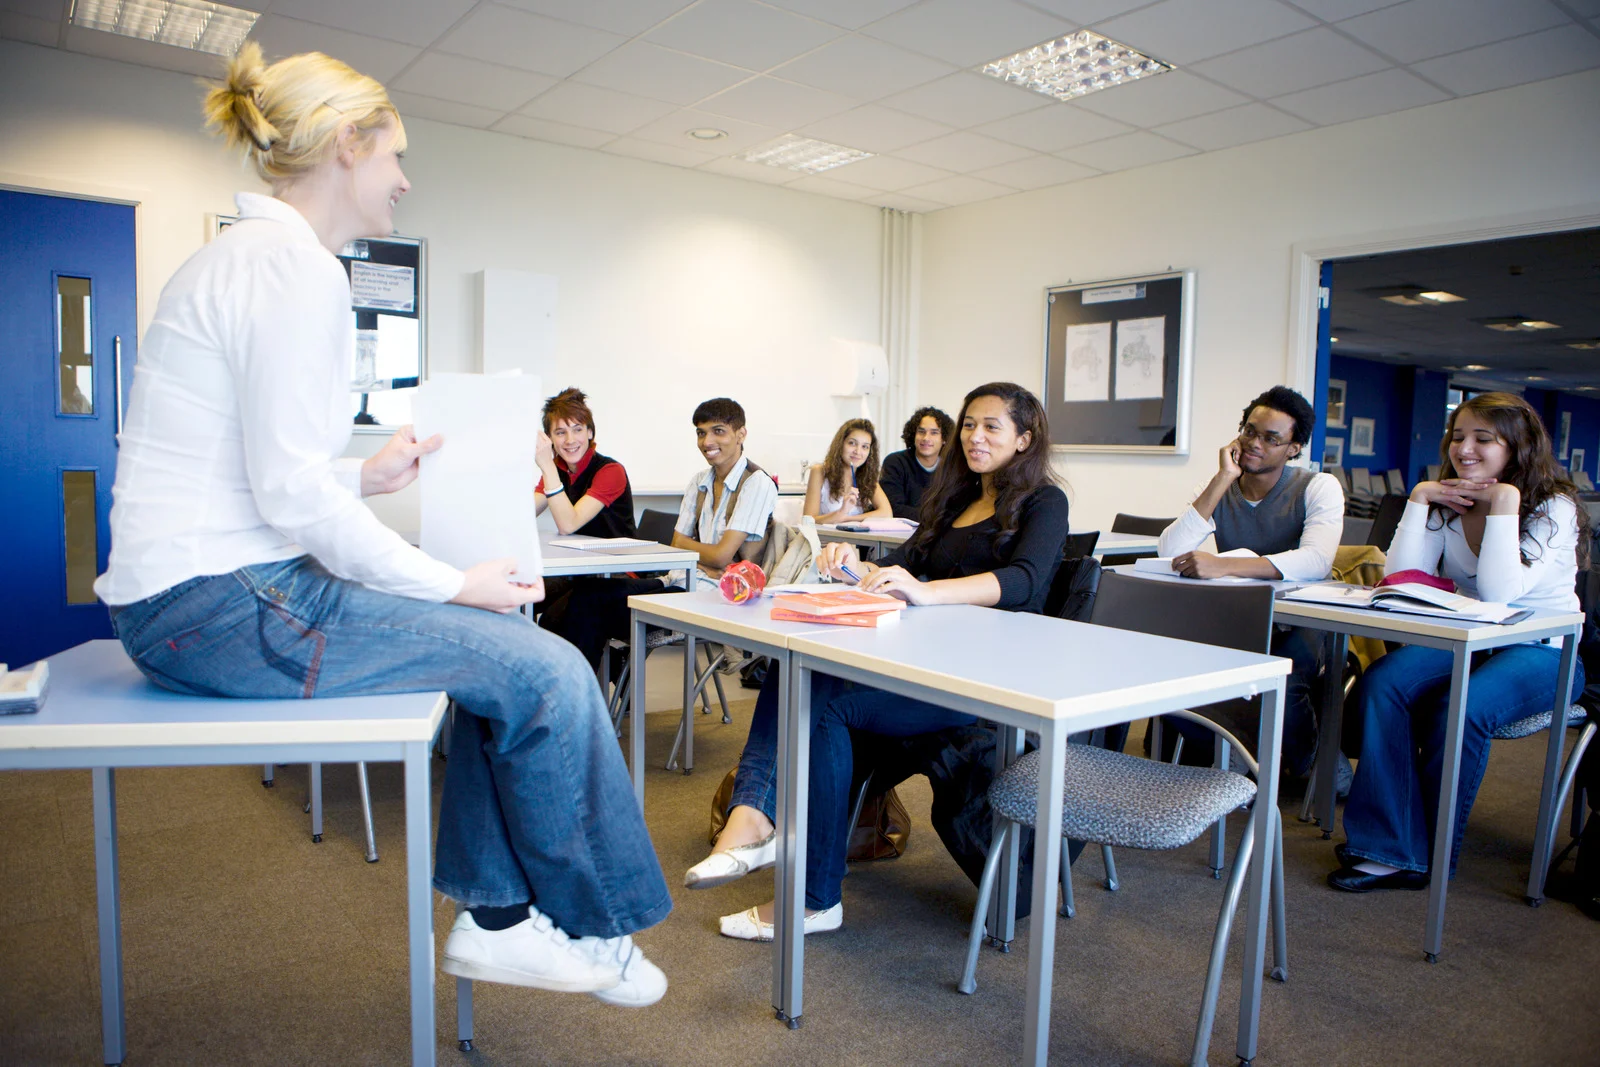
[
  {"x1": 108, "y1": 556, "x2": 672, "y2": 938},
  {"x1": 1342, "y1": 642, "x2": 1581, "y2": 876},
  {"x1": 731, "y1": 671, "x2": 976, "y2": 910}
]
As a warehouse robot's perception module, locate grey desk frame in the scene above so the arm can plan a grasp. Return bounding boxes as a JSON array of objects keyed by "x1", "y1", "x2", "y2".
[
  {"x1": 0, "y1": 641, "x2": 448, "y2": 1067},
  {"x1": 539, "y1": 534, "x2": 698, "y2": 582},
  {"x1": 779, "y1": 608, "x2": 1289, "y2": 1066},
  {"x1": 1274, "y1": 598, "x2": 1582, "y2": 960}
]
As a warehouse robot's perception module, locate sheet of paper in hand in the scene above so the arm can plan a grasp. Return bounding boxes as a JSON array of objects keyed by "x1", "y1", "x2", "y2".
[{"x1": 413, "y1": 373, "x2": 543, "y2": 582}]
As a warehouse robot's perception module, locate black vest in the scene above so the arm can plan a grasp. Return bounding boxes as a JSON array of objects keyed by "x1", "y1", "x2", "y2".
[{"x1": 557, "y1": 450, "x2": 636, "y2": 539}]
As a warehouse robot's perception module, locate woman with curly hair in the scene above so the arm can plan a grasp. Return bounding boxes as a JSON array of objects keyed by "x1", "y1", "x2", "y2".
[{"x1": 804, "y1": 417, "x2": 892, "y2": 524}]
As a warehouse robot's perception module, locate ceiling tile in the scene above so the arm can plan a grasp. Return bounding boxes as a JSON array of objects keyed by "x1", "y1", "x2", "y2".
[
  {"x1": 0, "y1": 11, "x2": 57, "y2": 46},
  {"x1": 572, "y1": 41, "x2": 751, "y2": 105},
  {"x1": 772, "y1": 33, "x2": 956, "y2": 101},
  {"x1": 1191, "y1": 27, "x2": 1391, "y2": 98},
  {"x1": 1154, "y1": 101, "x2": 1311, "y2": 149},
  {"x1": 518, "y1": 82, "x2": 677, "y2": 135},
  {"x1": 495, "y1": 0, "x2": 695, "y2": 36},
  {"x1": 3, "y1": 0, "x2": 65, "y2": 18},
  {"x1": 1020, "y1": 1, "x2": 1154, "y2": 22},
  {"x1": 393, "y1": 53, "x2": 556, "y2": 110},
  {"x1": 825, "y1": 154, "x2": 956, "y2": 190},
  {"x1": 387, "y1": 91, "x2": 506, "y2": 129},
  {"x1": 786, "y1": 173, "x2": 886, "y2": 199},
  {"x1": 1410, "y1": 24, "x2": 1600, "y2": 96},
  {"x1": 248, "y1": 16, "x2": 422, "y2": 83},
  {"x1": 1057, "y1": 130, "x2": 1197, "y2": 170},
  {"x1": 1270, "y1": 67, "x2": 1448, "y2": 124},
  {"x1": 975, "y1": 103, "x2": 1133, "y2": 151},
  {"x1": 433, "y1": 5, "x2": 625, "y2": 79},
  {"x1": 969, "y1": 154, "x2": 1100, "y2": 189},
  {"x1": 1071, "y1": 70, "x2": 1249, "y2": 126},
  {"x1": 895, "y1": 130, "x2": 1036, "y2": 171},
  {"x1": 626, "y1": 107, "x2": 780, "y2": 152},
  {"x1": 879, "y1": 72, "x2": 1050, "y2": 128},
  {"x1": 866, "y1": 191, "x2": 950, "y2": 212},
  {"x1": 645, "y1": 0, "x2": 842, "y2": 71},
  {"x1": 798, "y1": 104, "x2": 956, "y2": 153},
  {"x1": 1279, "y1": 0, "x2": 1399, "y2": 18},
  {"x1": 1096, "y1": 0, "x2": 1315, "y2": 65},
  {"x1": 699, "y1": 75, "x2": 855, "y2": 127},
  {"x1": 761, "y1": 0, "x2": 921, "y2": 31},
  {"x1": 603, "y1": 136, "x2": 722, "y2": 166},
  {"x1": 861, "y1": 0, "x2": 1076, "y2": 68},
  {"x1": 696, "y1": 156, "x2": 803, "y2": 184},
  {"x1": 490, "y1": 114, "x2": 617, "y2": 147},
  {"x1": 1336, "y1": 0, "x2": 1570, "y2": 64},
  {"x1": 896, "y1": 174, "x2": 1019, "y2": 206},
  {"x1": 267, "y1": 0, "x2": 477, "y2": 48}
]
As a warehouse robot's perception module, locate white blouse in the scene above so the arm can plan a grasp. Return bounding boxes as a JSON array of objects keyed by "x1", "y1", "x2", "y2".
[
  {"x1": 95, "y1": 193, "x2": 463, "y2": 607},
  {"x1": 1385, "y1": 497, "x2": 1580, "y2": 613}
]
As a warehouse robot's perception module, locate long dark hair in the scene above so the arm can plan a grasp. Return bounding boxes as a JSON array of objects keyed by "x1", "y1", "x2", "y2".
[
  {"x1": 906, "y1": 382, "x2": 1057, "y2": 561},
  {"x1": 821, "y1": 418, "x2": 881, "y2": 500},
  {"x1": 1431, "y1": 391, "x2": 1585, "y2": 567}
]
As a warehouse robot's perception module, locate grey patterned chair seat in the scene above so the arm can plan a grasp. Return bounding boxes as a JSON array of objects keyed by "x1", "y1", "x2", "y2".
[
  {"x1": 1492, "y1": 703, "x2": 1588, "y2": 741},
  {"x1": 989, "y1": 745, "x2": 1258, "y2": 851}
]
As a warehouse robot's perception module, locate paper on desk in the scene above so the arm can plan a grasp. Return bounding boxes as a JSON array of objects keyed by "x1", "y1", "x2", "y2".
[
  {"x1": 413, "y1": 373, "x2": 542, "y2": 582},
  {"x1": 1133, "y1": 548, "x2": 1258, "y2": 582},
  {"x1": 548, "y1": 537, "x2": 656, "y2": 549}
]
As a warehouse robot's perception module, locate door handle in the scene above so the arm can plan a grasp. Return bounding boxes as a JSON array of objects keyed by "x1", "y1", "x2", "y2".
[{"x1": 113, "y1": 334, "x2": 124, "y2": 443}]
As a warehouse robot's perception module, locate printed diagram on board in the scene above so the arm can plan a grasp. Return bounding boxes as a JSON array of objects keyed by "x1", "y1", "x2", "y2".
[
  {"x1": 1113, "y1": 316, "x2": 1165, "y2": 401},
  {"x1": 1062, "y1": 321, "x2": 1112, "y2": 402}
]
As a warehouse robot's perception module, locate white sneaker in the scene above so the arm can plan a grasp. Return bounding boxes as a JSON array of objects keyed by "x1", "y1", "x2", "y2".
[
  {"x1": 683, "y1": 832, "x2": 777, "y2": 890},
  {"x1": 441, "y1": 906, "x2": 622, "y2": 993},
  {"x1": 577, "y1": 934, "x2": 668, "y2": 1008},
  {"x1": 718, "y1": 902, "x2": 843, "y2": 942}
]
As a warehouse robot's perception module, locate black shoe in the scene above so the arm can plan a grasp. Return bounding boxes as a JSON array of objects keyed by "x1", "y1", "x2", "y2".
[
  {"x1": 1334, "y1": 842, "x2": 1354, "y2": 866},
  {"x1": 1327, "y1": 865, "x2": 1429, "y2": 893}
]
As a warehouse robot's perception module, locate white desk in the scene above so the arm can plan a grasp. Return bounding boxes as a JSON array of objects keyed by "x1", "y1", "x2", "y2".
[
  {"x1": 539, "y1": 534, "x2": 698, "y2": 583},
  {"x1": 778, "y1": 607, "x2": 1289, "y2": 1067},
  {"x1": 0, "y1": 641, "x2": 448, "y2": 1067},
  {"x1": 814, "y1": 526, "x2": 1160, "y2": 560}
]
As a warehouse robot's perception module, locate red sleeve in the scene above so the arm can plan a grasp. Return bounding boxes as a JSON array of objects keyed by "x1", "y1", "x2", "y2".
[
  {"x1": 535, "y1": 473, "x2": 546, "y2": 495},
  {"x1": 583, "y1": 462, "x2": 628, "y2": 506}
]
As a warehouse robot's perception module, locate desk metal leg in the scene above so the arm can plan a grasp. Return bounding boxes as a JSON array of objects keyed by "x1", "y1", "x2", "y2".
[
  {"x1": 774, "y1": 654, "x2": 807, "y2": 1029},
  {"x1": 92, "y1": 768, "x2": 125, "y2": 1067},
  {"x1": 1236, "y1": 680, "x2": 1284, "y2": 1067},
  {"x1": 1313, "y1": 632, "x2": 1348, "y2": 836},
  {"x1": 1425, "y1": 648, "x2": 1472, "y2": 963},
  {"x1": 403, "y1": 742, "x2": 437, "y2": 1067},
  {"x1": 987, "y1": 724, "x2": 1023, "y2": 949},
  {"x1": 1527, "y1": 630, "x2": 1580, "y2": 904},
  {"x1": 680, "y1": 633, "x2": 696, "y2": 774},
  {"x1": 630, "y1": 610, "x2": 647, "y2": 808},
  {"x1": 1022, "y1": 723, "x2": 1065, "y2": 1067}
]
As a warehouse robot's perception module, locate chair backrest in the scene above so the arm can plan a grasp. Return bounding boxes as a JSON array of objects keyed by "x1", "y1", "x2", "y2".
[
  {"x1": 1110, "y1": 513, "x2": 1174, "y2": 536},
  {"x1": 1090, "y1": 572, "x2": 1274, "y2": 655},
  {"x1": 1368, "y1": 471, "x2": 1392, "y2": 495},
  {"x1": 637, "y1": 509, "x2": 678, "y2": 546},
  {"x1": 1062, "y1": 530, "x2": 1100, "y2": 559},
  {"x1": 1327, "y1": 466, "x2": 1349, "y2": 492},
  {"x1": 1426, "y1": 463, "x2": 1442, "y2": 481},
  {"x1": 1045, "y1": 555, "x2": 1102, "y2": 622},
  {"x1": 1386, "y1": 468, "x2": 1406, "y2": 494},
  {"x1": 1348, "y1": 468, "x2": 1372, "y2": 496},
  {"x1": 1366, "y1": 493, "x2": 1408, "y2": 553}
]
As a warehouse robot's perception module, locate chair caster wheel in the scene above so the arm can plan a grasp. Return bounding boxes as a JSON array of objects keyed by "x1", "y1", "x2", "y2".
[
  {"x1": 458, "y1": 1039, "x2": 474, "y2": 1052},
  {"x1": 1425, "y1": 952, "x2": 1438, "y2": 964},
  {"x1": 1270, "y1": 966, "x2": 1287, "y2": 982},
  {"x1": 312, "y1": 834, "x2": 323, "y2": 843}
]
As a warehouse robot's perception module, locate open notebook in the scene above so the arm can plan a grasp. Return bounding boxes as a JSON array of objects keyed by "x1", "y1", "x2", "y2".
[
  {"x1": 1133, "y1": 548, "x2": 1260, "y2": 583},
  {"x1": 1281, "y1": 582, "x2": 1527, "y2": 624}
]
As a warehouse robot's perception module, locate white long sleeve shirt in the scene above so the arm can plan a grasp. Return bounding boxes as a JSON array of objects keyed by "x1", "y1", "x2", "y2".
[
  {"x1": 1156, "y1": 470, "x2": 1344, "y2": 582},
  {"x1": 1385, "y1": 497, "x2": 1580, "y2": 613},
  {"x1": 95, "y1": 193, "x2": 464, "y2": 607}
]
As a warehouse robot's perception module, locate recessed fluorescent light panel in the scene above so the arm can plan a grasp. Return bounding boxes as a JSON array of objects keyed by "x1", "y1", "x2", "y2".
[
  {"x1": 740, "y1": 134, "x2": 871, "y2": 175},
  {"x1": 1481, "y1": 317, "x2": 1561, "y2": 332},
  {"x1": 981, "y1": 30, "x2": 1171, "y2": 102},
  {"x1": 1418, "y1": 291, "x2": 1465, "y2": 303},
  {"x1": 1567, "y1": 340, "x2": 1600, "y2": 351},
  {"x1": 70, "y1": 0, "x2": 259, "y2": 56}
]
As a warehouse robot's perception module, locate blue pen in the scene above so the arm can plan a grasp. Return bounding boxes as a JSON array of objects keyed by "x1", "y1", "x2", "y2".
[{"x1": 839, "y1": 564, "x2": 863, "y2": 584}]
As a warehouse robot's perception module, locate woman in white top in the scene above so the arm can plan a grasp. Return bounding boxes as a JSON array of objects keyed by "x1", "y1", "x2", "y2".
[
  {"x1": 95, "y1": 44, "x2": 667, "y2": 1003},
  {"x1": 1330, "y1": 392, "x2": 1585, "y2": 893},
  {"x1": 804, "y1": 417, "x2": 892, "y2": 524}
]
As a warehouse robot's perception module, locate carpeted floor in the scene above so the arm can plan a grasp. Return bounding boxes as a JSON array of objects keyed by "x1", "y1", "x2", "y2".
[{"x1": 1, "y1": 693, "x2": 1595, "y2": 1066}]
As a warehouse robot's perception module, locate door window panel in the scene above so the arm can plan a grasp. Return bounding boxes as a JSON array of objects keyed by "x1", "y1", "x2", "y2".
[
  {"x1": 57, "y1": 275, "x2": 93, "y2": 415},
  {"x1": 62, "y1": 469, "x2": 99, "y2": 604}
]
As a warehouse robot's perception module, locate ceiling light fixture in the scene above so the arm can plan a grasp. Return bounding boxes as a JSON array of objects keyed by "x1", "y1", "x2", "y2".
[
  {"x1": 686, "y1": 128, "x2": 727, "y2": 141},
  {"x1": 1520, "y1": 320, "x2": 1560, "y2": 330},
  {"x1": 69, "y1": 0, "x2": 259, "y2": 56},
  {"x1": 1567, "y1": 340, "x2": 1600, "y2": 351},
  {"x1": 981, "y1": 30, "x2": 1171, "y2": 102},
  {"x1": 1480, "y1": 317, "x2": 1561, "y2": 332},
  {"x1": 1462, "y1": 364, "x2": 1490, "y2": 371},
  {"x1": 740, "y1": 134, "x2": 871, "y2": 175},
  {"x1": 1417, "y1": 291, "x2": 1465, "y2": 304}
]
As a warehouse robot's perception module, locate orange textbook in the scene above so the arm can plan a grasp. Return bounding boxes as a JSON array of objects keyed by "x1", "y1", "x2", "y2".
[
  {"x1": 769, "y1": 606, "x2": 901, "y2": 627},
  {"x1": 770, "y1": 588, "x2": 904, "y2": 617}
]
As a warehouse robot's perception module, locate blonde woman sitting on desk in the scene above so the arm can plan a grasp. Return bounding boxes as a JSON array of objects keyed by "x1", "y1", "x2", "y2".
[{"x1": 805, "y1": 418, "x2": 892, "y2": 524}]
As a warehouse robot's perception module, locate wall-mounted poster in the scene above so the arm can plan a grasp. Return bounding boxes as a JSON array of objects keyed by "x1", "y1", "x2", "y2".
[
  {"x1": 1570, "y1": 448, "x2": 1586, "y2": 479},
  {"x1": 1062, "y1": 321, "x2": 1112, "y2": 401},
  {"x1": 1350, "y1": 417, "x2": 1375, "y2": 456},
  {"x1": 1560, "y1": 411, "x2": 1572, "y2": 459},
  {"x1": 1323, "y1": 437, "x2": 1344, "y2": 467},
  {"x1": 1043, "y1": 270, "x2": 1194, "y2": 454},
  {"x1": 1326, "y1": 379, "x2": 1347, "y2": 428}
]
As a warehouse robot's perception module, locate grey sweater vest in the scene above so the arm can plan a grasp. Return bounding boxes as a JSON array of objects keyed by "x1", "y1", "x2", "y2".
[{"x1": 1212, "y1": 466, "x2": 1314, "y2": 556}]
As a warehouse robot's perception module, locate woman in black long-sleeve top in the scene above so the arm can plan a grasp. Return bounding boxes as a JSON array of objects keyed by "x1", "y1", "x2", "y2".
[{"x1": 684, "y1": 382, "x2": 1069, "y2": 939}]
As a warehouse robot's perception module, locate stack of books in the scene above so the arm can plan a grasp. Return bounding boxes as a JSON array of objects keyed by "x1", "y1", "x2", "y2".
[
  {"x1": 0, "y1": 661, "x2": 49, "y2": 715},
  {"x1": 769, "y1": 588, "x2": 906, "y2": 628}
]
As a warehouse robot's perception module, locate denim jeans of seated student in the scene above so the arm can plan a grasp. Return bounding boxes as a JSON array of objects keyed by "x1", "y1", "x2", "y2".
[
  {"x1": 108, "y1": 555, "x2": 672, "y2": 938},
  {"x1": 1342, "y1": 642, "x2": 1582, "y2": 877},
  {"x1": 730, "y1": 670, "x2": 976, "y2": 910}
]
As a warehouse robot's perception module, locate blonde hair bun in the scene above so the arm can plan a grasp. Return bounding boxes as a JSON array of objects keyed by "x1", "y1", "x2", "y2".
[{"x1": 203, "y1": 42, "x2": 403, "y2": 184}]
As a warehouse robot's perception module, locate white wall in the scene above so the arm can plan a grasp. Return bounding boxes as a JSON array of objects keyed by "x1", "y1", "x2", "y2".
[
  {"x1": 0, "y1": 39, "x2": 882, "y2": 529},
  {"x1": 919, "y1": 69, "x2": 1600, "y2": 533}
]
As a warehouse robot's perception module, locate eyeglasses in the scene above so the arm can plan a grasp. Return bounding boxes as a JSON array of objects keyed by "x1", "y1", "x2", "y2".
[{"x1": 1239, "y1": 426, "x2": 1291, "y2": 447}]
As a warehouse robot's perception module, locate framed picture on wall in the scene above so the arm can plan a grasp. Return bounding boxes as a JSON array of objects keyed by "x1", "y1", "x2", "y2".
[
  {"x1": 1350, "y1": 417, "x2": 1375, "y2": 456},
  {"x1": 1322, "y1": 437, "x2": 1344, "y2": 467},
  {"x1": 1326, "y1": 379, "x2": 1347, "y2": 428},
  {"x1": 1570, "y1": 448, "x2": 1586, "y2": 478}
]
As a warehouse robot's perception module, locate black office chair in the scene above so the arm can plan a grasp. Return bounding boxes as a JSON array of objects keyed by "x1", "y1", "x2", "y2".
[
  {"x1": 1365, "y1": 493, "x2": 1408, "y2": 553},
  {"x1": 1103, "y1": 513, "x2": 1174, "y2": 567},
  {"x1": 637, "y1": 508, "x2": 678, "y2": 546},
  {"x1": 1061, "y1": 529, "x2": 1100, "y2": 560}
]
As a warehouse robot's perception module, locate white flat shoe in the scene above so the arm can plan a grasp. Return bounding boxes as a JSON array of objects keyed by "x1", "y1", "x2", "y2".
[
  {"x1": 718, "y1": 903, "x2": 843, "y2": 942},
  {"x1": 684, "y1": 832, "x2": 776, "y2": 890}
]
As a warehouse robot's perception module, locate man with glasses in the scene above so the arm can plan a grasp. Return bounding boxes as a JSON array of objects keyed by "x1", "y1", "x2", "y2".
[{"x1": 1155, "y1": 386, "x2": 1343, "y2": 777}]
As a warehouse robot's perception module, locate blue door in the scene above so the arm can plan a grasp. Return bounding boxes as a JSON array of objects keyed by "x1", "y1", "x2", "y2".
[{"x1": 0, "y1": 190, "x2": 137, "y2": 668}]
